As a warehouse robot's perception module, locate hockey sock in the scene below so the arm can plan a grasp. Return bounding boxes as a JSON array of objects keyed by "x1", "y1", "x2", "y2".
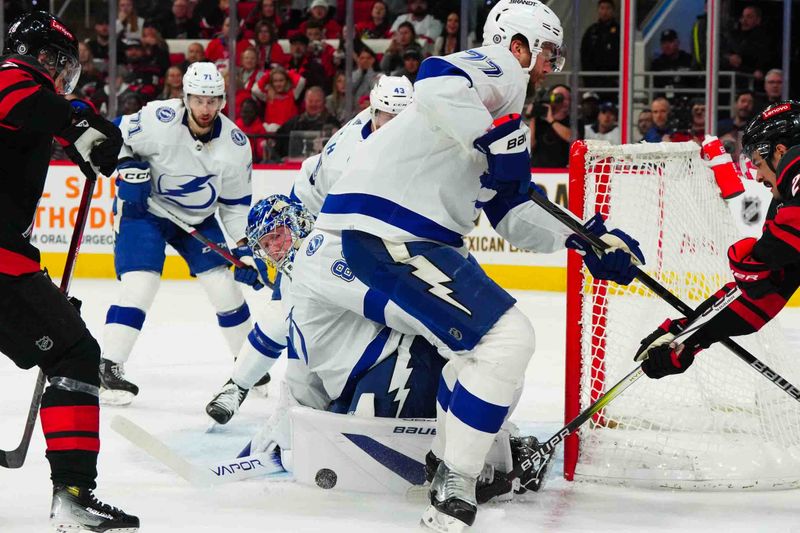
[
  {"x1": 197, "y1": 267, "x2": 252, "y2": 356},
  {"x1": 103, "y1": 271, "x2": 160, "y2": 364},
  {"x1": 231, "y1": 323, "x2": 285, "y2": 389},
  {"x1": 431, "y1": 357, "x2": 465, "y2": 459},
  {"x1": 40, "y1": 335, "x2": 101, "y2": 489}
]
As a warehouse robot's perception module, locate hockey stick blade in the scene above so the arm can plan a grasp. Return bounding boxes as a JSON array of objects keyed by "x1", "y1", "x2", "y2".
[
  {"x1": 110, "y1": 415, "x2": 288, "y2": 486},
  {"x1": 527, "y1": 189, "x2": 800, "y2": 403}
]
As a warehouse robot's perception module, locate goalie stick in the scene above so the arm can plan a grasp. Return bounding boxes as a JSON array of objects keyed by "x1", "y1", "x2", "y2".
[
  {"x1": 0, "y1": 162, "x2": 98, "y2": 469},
  {"x1": 146, "y1": 198, "x2": 273, "y2": 289},
  {"x1": 515, "y1": 284, "x2": 743, "y2": 489},
  {"x1": 527, "y1": 189, "x2": 800, "y2": 403},
  {"x1": 110, "y1": 415, "x2": 289, "y2": 486}
]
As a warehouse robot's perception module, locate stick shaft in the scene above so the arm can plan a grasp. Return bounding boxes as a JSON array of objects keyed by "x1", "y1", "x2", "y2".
[{"x1": 528, "y1": 190, "x2": 800, "y2": 402}]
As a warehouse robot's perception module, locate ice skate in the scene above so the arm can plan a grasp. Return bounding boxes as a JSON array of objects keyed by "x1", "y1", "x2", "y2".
[
  {"x1": 99, "y1": 358, "x2": 139, "y2": 406},
  {"x1": 420, "y1": 462, "x2": 477, "y2": 533},
  {"x1": 50, "y1": 485, "x2": 139, "y2": 532},
  {"x1": 206, "y1": 379, "x2": 249, "y2": 425}
]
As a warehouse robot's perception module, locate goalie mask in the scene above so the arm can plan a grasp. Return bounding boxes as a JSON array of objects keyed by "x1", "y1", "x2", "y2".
[
  {"x1": 482, "y1": 0, "x2": 565, "y2": 74},
  {"x1": 246, "y1": 195, "x2": 315, "y2": 274},
  {"x1": 740, "y1": 100, "x2": 800, "y2": 198}
]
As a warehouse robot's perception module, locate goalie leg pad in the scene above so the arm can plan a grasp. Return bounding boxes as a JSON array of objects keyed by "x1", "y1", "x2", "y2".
[
  {"x1": 103, "y1": 270, "x2": 160, "y2": 364},
  {"x1": 196, "y1": 266, "x2": 252, "y2": 355}
]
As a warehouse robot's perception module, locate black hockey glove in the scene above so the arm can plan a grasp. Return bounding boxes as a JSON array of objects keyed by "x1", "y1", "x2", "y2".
[
  {"x1": 635, "y1": 318, "x2": 702, "y2": 379},
  {"x1": 57, "y1": 100, "x2": 123, "y2": 177}
]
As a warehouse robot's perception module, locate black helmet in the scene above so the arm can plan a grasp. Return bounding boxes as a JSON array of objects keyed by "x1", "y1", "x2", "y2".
[
  {"x1": 5, "y1": 11, "x2": 81, "y2": 94},
  {"x1": 741, "y1": 101, "x2": 800, "y2": 172}
]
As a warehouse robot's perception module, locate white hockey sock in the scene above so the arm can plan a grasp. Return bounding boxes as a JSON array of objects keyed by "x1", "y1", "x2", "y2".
[
  {"x1": 443, "y1": 369, "x2": 515, "y2": 477},
  {"x1": 442, "y1": 306, "x2": 534, "y2": 477},
  {"x1": 103, "y1": 271, "x2": 161, "y2": 364},
  {"x1": 231, "y1": 323, "x2": 285, "y2": 389},
  {"x1": 196, "y1": 267, "x2": 252, "y2": 356},
  {"x1": 430, "y1": 357, "x2": 466, "y2": 459}
]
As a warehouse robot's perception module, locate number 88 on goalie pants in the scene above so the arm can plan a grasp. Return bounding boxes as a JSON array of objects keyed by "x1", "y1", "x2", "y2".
[{"x1": 340, "y1": 230, "x2": 535, "y2": 478}]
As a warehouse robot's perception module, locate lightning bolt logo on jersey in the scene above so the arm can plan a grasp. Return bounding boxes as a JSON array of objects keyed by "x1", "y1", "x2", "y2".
[{"x1": 156, "y1": 174, "x2": 217, "y2": 210}]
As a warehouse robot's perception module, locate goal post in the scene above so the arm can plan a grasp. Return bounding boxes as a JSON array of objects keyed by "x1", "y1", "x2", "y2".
[{"x1": 564, "y1": 140, "x2": 800, "y2": 490}]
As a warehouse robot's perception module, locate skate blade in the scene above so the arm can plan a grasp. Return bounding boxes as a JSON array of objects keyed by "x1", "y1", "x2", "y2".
[
  {"x1": 99, "y1": 388, "x2": 136, "y2": 406},
  {"x1": 52, "y1": 521, "x2": 138, "y2": 532},
  {"x1": 420, "y1": 505, "x2": 469, "y2": 533}
]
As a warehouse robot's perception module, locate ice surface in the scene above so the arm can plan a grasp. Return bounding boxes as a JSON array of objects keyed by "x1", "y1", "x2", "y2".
[{"x1": 1, "y1": 280, "x2": 798, "y2": 532}]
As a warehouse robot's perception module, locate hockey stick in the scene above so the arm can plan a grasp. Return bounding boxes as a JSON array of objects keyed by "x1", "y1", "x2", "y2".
[
  {"x1": 515, "y1": 285, "x2": 743, "y2": 489},
  {"x1": 146, "y1": 198, "x2": 273, "y2": 289},
  {"x1": 110, "y1": 415, "x2": 289, "y2": 486},
  {"x1": 0, "y1": 163, "x2": 98, "y2": 469},
  {"x1": 527, "y1": 189, "x2": 800, "y2": 402}
]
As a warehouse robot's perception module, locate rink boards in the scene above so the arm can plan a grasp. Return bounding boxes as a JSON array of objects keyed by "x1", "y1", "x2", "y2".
[{"x1": 35, "y1": 162, "x2": 797, "y2": 305}]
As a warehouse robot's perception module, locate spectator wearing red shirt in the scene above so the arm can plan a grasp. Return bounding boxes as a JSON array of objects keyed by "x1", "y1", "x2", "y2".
[
  {"x1": 284, "y1": 34, "x2": 329, "y2": 96},
  {"x1": 205, "y1": 17, "x2": 252, "y2": 68},
  {"x1": 236, "y1": 98, "x2": 269, "y2": 162},
  {"x1": 293, "y1": 0, "x2": 342, "y2": 39},
  {"x1": 253, "y1": 21, "x2": 290, "y2": 69},
  {"x1": 356, "y1": 1, "x2": 391, "y2": 39},
  {"x1": 233, "y1": 47, "x2": 267, "y2": 116},
  {"x1": 244, "y1": 0, "x2": 286, "y2": 38},
  {"x1": 305, "y1": 20, "x2": 337, "y2": 87},
  {"x1": 252, "y1": 67, "x2": 305, "y2": 131}
]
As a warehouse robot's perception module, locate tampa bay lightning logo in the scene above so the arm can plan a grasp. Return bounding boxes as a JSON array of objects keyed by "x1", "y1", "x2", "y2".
[
  {"x1": 156, "y1": 174, "x2": 217, "y2": 209},
  {"x1": 156, "y1": 106, "x2": 176, "y2": 122},
  {"x1": 306, "y1": 233, "x2": 324, "y2": 256},
  {"x1": 231, "y1": 129, "x2": 247, "y2": 146}
]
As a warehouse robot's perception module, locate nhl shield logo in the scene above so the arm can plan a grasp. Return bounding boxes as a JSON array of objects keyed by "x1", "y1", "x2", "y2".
[
  {"x1": 742, "y1": 196, "x2": 761, "y2": 225},
  {"x1": 35, "y1": 336, "x2": 54, "y2": 351}
]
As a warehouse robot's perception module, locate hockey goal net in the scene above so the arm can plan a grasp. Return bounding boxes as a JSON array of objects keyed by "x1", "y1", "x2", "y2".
[{"x1": 564, "y1": 140, "x2": 800, "y2": 490}]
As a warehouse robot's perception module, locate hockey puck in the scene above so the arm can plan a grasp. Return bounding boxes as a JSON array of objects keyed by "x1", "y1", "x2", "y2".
[{"x1": 315, "y1": 468, "x2": 337, "y2": 489}]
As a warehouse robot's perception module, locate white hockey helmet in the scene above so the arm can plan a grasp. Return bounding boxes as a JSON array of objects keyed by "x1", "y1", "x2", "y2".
[
  {"x1": 369, "y1": 75, "x2": 414, "y2": 127},
  {"x1": 183, "y1": 61, "x2": 226, "y2": 108},
  {"x1": 482, "y1": 0, "x2": 565, "y2": 73}
]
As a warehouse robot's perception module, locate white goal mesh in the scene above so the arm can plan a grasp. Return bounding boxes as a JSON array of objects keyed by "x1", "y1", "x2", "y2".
[{"x1": 564, "y1": 140, "x2": 800, "y2": 490}]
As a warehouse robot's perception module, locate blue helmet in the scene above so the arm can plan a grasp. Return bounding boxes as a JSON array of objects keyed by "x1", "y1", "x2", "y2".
[{"x1": 246, "y1": 194, "x2": 315, "y2": 273}]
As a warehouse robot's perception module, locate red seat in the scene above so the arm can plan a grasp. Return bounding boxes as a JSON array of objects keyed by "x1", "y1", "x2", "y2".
[{"x1": 169, "y1": 53, "x2": 186, "y2": 66}]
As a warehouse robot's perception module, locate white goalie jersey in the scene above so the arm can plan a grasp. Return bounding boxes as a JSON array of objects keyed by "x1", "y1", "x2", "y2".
[{"x1": 116, "y1": 98, "x2": 253, "y2": 239}]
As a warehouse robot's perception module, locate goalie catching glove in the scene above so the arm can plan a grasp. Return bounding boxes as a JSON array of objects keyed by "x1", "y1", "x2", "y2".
[
  {"x1": 565, "y1": 213, "x2": 645, "y2": 285},
  {"x1": 57, "y1": 99, "x2": 123, "y2": 177},
  {"x1": 634, "y1": 318, "x2": 703, "y2": 379}
]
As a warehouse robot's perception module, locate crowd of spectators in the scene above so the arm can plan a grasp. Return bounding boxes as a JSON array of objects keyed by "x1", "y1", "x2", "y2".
[
  {"x1": 63, "y1": 0, "x2": 462, "y2": 162},
  {"x1": 44, "y1": 0, "x2": 793, "y2": 165}
]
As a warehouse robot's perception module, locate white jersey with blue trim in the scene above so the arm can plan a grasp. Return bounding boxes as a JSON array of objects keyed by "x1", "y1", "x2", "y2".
[
  {"x1": 292, "y1": 107, "x2": 374, "y2": 217},
  {"x1": 314, "y1": 45, "x2": 571, "y2": 252},
  {"x1": 289, "y1": 229, "x2": 428, "y2": 403},
  {"x1": 117, "y1": 98, "x2": 253, "y2": 239}
]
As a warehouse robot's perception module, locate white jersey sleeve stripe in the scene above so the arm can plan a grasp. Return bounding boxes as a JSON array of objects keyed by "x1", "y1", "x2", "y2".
[{"x1": 321, "y1": 192, "x2": 464, "y2": 246}]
